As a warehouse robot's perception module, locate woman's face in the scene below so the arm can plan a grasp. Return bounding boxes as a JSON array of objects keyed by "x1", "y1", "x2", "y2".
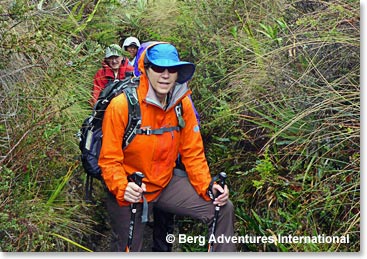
[
  {"x1": 146, "y1": 64, "x2": 179, "y2": 102},
  {"x1": 126, "y1": 46, "x2": 138, "y2": 59}
]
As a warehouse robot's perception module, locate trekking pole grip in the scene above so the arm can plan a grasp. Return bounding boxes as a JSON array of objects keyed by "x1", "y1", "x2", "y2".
[
  {"x1": 217, "y1": 172, "x2": 227, "y2": 192},
  {"x1": 128, "y1": 171, "x2": 145, "y2": 187}
]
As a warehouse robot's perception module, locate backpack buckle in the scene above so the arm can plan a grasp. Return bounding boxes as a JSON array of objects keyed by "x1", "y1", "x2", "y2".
[
  {"x1": 140, "y1": 127, "x2": 152, "y2": 135},
  {"x1": 175, "y1": 104, "x2": 185, "y2": 128}
]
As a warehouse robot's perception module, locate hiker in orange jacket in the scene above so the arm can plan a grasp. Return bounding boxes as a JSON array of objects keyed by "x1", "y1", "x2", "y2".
[
  {"x1": 91, "y1": 44, "x2": 134, "y2": 106},
  {"x1": 99, "y1": 42, "x2": 235, "y2": 252}
]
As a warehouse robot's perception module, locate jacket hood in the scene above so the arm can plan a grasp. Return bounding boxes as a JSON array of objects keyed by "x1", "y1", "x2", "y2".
[{"x1": 137, "y1": 41, "x2": 165, "y2": 80}]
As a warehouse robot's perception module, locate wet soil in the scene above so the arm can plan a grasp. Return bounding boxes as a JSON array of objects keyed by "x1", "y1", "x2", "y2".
[{"x1": 86, "y1": 203, "x2": 155, "y2": 252}]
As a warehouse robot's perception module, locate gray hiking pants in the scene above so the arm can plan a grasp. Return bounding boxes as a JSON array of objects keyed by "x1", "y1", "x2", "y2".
[{"x1": 105, "y1": 172, "x2": 236, "y2": 252}]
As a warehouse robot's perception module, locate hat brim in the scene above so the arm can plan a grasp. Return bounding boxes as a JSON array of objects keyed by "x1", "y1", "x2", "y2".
[
  {"x1": 149, "y1": 60, "x2": 195, "y2": 83},
  {"x1": 105, "y1": 54, "x2": 120, "y2": 58},
  {"x1": 124, "y1": 43, "x2": 139, "y2": 50}
]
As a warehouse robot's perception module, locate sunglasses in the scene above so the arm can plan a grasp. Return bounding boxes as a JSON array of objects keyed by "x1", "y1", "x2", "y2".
[{"x1": 149, "y1": 64, "x2": 179, "y2": 74}]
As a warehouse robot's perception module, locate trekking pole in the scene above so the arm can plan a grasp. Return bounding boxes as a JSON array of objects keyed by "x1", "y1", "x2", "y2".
[
  {"x1": 208, "y1": 172, "x2": 227, "y2": 252},
  {"x1": 125, "y1": 171, "x2": 145, "y2": 252}
]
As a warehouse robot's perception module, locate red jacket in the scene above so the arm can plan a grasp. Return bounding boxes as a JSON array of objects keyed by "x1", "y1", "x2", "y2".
[
  {"x1": 98, "y1": 43, "x2": 212, "y2": 206},
  {"x1": 91, "y1": 58, "x2": 134, "y2": 105}
]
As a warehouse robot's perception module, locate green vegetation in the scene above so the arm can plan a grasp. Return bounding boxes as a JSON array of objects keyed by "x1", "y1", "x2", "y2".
[{"x1": 0, "y1": 0, "x2": 359, "y2": 252}]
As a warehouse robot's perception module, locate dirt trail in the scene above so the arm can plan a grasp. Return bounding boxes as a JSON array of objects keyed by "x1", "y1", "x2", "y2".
[{"x1": 88, "y1": 211, "x2": 155, "y2": 252}]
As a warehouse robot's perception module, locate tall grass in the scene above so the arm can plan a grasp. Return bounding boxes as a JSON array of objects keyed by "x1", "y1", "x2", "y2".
[
  {"x1": 120, "y1": 0, "x2": 359, "y2": 252},
  {"x1": 228, "y1": 0, "x2": 359, "y2": 251},
  {"x1": 0, "y1": 0, "x2": 105, "y2": 251},
  {"x1": 0, "y1": 0, "x2": 359, "y2": 252}
]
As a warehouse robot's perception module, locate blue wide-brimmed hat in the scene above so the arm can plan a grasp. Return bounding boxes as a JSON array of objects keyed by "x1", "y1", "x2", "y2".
[{"x1": 145, "y1": 43, "x2": 195, "y2": 84}]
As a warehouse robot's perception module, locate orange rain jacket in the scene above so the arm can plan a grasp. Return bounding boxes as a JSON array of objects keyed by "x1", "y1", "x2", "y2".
[{"x1": 98, "y1": 43, "x2": 212, "y2": 207}]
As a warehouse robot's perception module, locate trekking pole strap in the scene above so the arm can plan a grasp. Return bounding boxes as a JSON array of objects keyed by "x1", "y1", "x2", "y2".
[{"x1": 141, "y1": 195, "x2": 148, "y2": 223}]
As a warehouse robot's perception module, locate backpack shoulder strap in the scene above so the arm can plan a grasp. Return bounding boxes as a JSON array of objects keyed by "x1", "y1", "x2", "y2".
[
  {"x1": 122, "y1": 90, "x2": 186, "y2": 148},
  {"x1": 121, "y1": 57, "x2": 134, "y2": 78},
  {"x1": 175, "y1": 101, "x2": 185, "y2": 129},
  {"x1": 134, "y1": 101, "x2": 185, "y2": 136},
  {"x1": 120, "y1": 57, "x2": 127, "y2": 77},
  {"x1": 122, "y1": 78, "x2": 141, "y2": 149}
]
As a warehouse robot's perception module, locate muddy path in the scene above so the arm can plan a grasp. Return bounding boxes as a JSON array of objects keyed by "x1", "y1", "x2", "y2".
[{"x1": 85, "y1": 199, "x2": 156, "y2": 252}]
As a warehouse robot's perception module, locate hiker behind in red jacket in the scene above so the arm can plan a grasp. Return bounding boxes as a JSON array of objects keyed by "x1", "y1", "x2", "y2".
[
  {"x1": 90, "y1": 44, "x2": 134, "y2": 106},
  {"x1": 99, "y1": 42, "x2": 236, "y2": 252}
]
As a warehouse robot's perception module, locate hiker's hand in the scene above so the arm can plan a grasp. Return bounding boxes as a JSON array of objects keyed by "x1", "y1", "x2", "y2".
[
  {"x1": 212, "y1": 184, "x2": 229, "y2": 206},
  {"x1": 124, "y1": 182, "x2": 146, "y2": 203}
]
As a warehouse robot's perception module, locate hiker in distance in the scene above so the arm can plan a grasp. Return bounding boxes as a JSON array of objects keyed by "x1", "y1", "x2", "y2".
[
  {"x1": 99, "y1": 42, "x2": 236, "y2": 252},
  {"x1": 122, "y1": 36, "x2": 140, "y2": 67},
  {"x1": 90, "y1": 44, "x2": 133, "y2": 106}
]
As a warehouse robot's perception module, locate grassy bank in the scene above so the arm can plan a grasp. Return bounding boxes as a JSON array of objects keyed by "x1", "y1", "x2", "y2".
[{"x1": 0, "y1": 0, "x2": 359, "y2": 252}]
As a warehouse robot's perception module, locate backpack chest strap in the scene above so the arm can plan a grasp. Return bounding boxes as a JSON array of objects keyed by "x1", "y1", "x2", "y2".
[{"x1": 135, "y1": 126, "x2": 180, "y2": 135}]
